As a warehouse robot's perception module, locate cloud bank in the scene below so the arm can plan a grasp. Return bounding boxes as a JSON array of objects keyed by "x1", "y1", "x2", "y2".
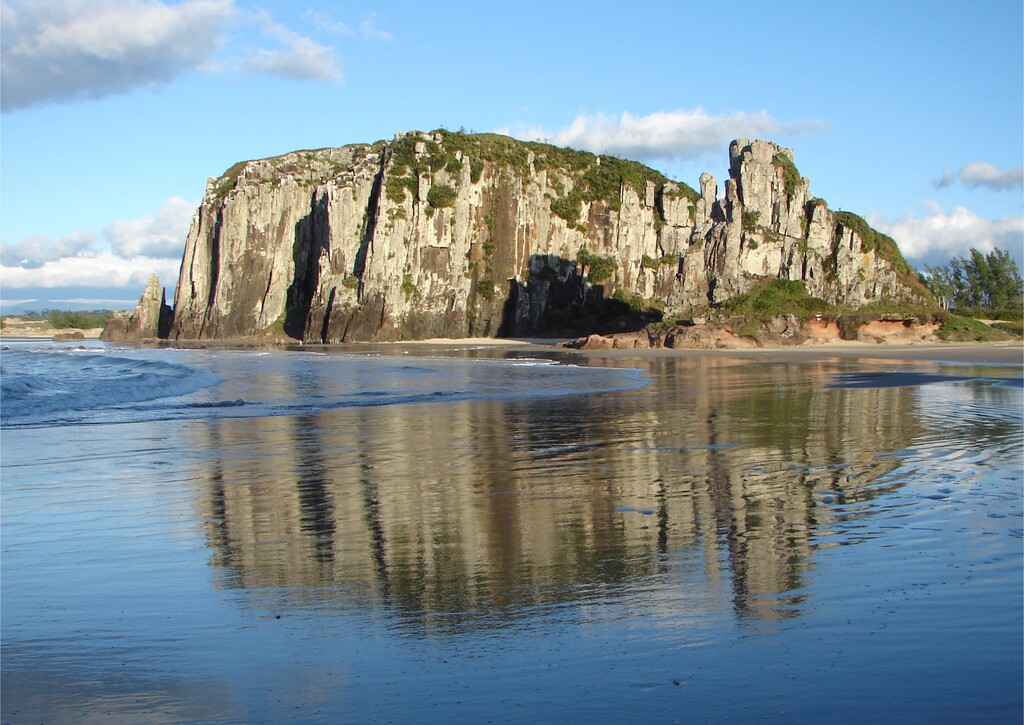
[
  {"x1": 1, "y1": 0, "x2": 232, "y2": 111},
  {"x1": 358, "y1": 13, "x2": 394, "y2": 42},
  {"x1": 103, "y1": 196, "x2": 195, "y2": 258},
  {"x1": 0, "y1": 0, "x2": 351, "y2": 111},
  {"x1": 0, "y1": 252, "x2": 183, "y2": 290},
  {"x1": 959, "y1": 162, "x2": 1024, "y2": 191},
  {"x1": 1, "y1": 196, "x2": 193, "y2": 288},
  {"x1": 1, "y1": 229, "x2": 97, "y2": 267},
  {"x1": 503, "y1": 108, "x2": 824, "y2": 162},
  {"x1": 932, "y1": 161, "x2": 1023, "y2": 191},
  {"x1": 242, "y1": 9, "x2": 340, "y2": 80},
  {"x1": 869, "y1": 201, "x2": 1024, "y2": 262}
]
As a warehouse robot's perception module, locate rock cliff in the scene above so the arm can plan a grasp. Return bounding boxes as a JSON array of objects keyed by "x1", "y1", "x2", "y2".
[
  {"x1": 100, "y1": 273, "x2": 173, "y2": 340},
  {"x1": 154, "y1": 131, "x2": 923, "y2": 342}
]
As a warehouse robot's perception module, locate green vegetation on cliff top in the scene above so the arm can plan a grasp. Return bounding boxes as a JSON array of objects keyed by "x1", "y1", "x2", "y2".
[
  {"x1": 832, "y1": 210, "x2": 910, "y2": 275},
  {"x1": 378, "y1": 129, "x2": 698, "y2": 216},
  {"x1": 771, "y1": 153, "x2": 803, "y2": 200},
  {"x1": 716, "y1": 278, "x2": 1015, "y2": 342},
  {"x1": 720, "y1": 280, "x2": 836, "y2": 321},
  {"x1": 210, "y1": 133, "x2": 903, "y2": 274},
  {"x1": 426, "y1": 183, "x2": 457, "y2": 208}
]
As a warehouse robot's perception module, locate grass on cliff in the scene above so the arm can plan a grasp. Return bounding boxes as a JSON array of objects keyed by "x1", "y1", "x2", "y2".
[
  {"x1": 715, "y1": 280, "x2": 1019, "y2": 342},
  {"x1": 937, "y1": 314, "x2": 1018, "y2": 342},
  {"x1": 265, "y1": 311, "x2": 288, "y2": 337},
  {"x1": 831, "y1": 210, "x2": 912, "y2": 277},
  {"x1": 212, "y1": 161, "x2": 248, "y2": 201},
  {"x1": 771, "y1": 153, "x2": 803, "y2": 200},
  {"x1": 719, "y1": 280, "x2": 836, "y2": 322},
  {"x1": 216, "y1": 129, "x2": 699, "y2": 227},
  {"x1": 413, "y1": 130, "x2": 698, "y2": 224},
  {"x1": 576, "y1": 249, "x2": 618, "y2": 284},
  {"x1": 426, "y1": 184, "x2": 457, "y2": 208},
  {"x1": 547, "y1": 155, "x2": 675, "y2": 223},
  {"x1": 990, "y1": 320, "x2": 1024, "y2": 338}
]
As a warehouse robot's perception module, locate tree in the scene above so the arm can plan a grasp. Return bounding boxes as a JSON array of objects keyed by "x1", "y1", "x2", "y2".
[{"x1": 922, "y1": 248, "x2": 1023, "y2": 312}]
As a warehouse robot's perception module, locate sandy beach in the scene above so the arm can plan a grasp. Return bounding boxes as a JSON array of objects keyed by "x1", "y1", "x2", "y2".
[
  {"x1": 4, "y1": 323, "x2": 1020, "y2": 366},
  {"x1": 348, "y1": 336, "x2": 1024, "y2": 366},
  {"x1": 0, "y1": 321, "x2": 103, "y2": 339},
  {"x1": 402, "y1": 336, "x2": 533, "y2": 346}
]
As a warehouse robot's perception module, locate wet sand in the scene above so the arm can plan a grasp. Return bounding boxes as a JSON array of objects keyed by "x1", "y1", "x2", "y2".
[
  {"x1": 2, "y1": 340, "x2": 1021, "y2": 723},
  {"x1": 276, "y1": 334, "x2": 1021, "y2": 362},
  {"x1": 560, "y1": 340, "x2": 1024, "y2": 365},
  {"x1": 348, "y1": 336, "x2": 1024, "y2": 367}
]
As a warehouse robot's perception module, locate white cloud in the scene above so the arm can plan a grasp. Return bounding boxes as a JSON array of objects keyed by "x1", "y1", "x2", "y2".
[
  {"x1": 243, "y1": 9, "x2": 341, "y2": 80},
  {"x1": 1, "y1": 229, "x2": 97, "y2": 266},
  {"x1": 0, "y1": 0, "x2": 233, "y2": 111},
  {"x1": 104, "y1": 196, "x2": 194, "y2": 258},
  {"x1": 869, "y1": 201, "x2": 1024, "y2": 261},
  {"x1": 1, "y1": 196, "x2": 193, "y2": 288},
  {"x1": 302, "y1": 8, "x2": 391, "y2": 42},
  {"x1": 502, "y1": 108, "x2": 824, "y2": 162},
  {"x1": 358, "y1": 13, "x2": 393, "y2": 42},
  {"x1": 304, "y1": 8, "x2": 352, "y2": 36},
  {"x1": 1, "y1": 251, "x2": 182, "y2": 289},
  {"x1": 930, "y1": 161, "x2": 1023, "y2": 191},
  {"x1": 932, "y1": 169, "x2": 955, "y2": 189},
  {"x1": 1, "y1": 0, "x2": 344, "y2": 111},
  {"x1": 242, "y1": 36, "x2": 340, "y2": 80},
  {"x1": 959, "y1": 162, "x2": 1024, "y2": 191}
]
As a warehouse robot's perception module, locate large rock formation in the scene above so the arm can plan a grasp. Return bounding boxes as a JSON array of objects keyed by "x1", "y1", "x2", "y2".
[
  {"x1": 154, "y1": 131, "x2": 923, "y2": 342},
  {"x1": 101, "y1": 274, "x2": 173, "y2": 340}
]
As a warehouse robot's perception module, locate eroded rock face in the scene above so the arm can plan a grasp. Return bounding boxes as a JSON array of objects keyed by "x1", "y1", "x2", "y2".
[
  {"x1": 161, "y1": 132, "x2": 922, "y2": 342},
  {"x1": 101, "y1": 274, "x2": 173, "y2": 340},
  {"x1": 560, "y1": 315, "x2": 942, "y2": 350}
]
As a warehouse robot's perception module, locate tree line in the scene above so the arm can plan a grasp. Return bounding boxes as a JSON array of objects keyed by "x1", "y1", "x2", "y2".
[
  {"x1": 921, "y1": 248, "x2": 1023, "y2": 316},
  {"x1": 14, "y1": 309, "x2": 114, "y2": 329}
]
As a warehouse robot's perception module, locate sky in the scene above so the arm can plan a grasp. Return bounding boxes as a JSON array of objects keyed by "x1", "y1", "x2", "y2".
[{"x1": 1, "y1": 0, "x2": 1022, "y2": 312}]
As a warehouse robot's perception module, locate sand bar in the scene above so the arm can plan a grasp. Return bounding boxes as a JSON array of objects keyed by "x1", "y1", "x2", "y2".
[{"x1": 559, "y1": 340, "x2": 1024, "y2": 365}]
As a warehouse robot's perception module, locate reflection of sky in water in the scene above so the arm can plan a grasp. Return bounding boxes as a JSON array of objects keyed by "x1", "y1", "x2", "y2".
[{"x1": 2, "y1": 350, "x2": 1021, "y2": 724}]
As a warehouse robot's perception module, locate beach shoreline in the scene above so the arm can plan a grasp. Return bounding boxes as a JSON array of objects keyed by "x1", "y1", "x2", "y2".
[
  {"x1": 298, "y1": 336, "x2": 1024, "y2": 365},
  {"x1": 0, "y1": 327, "x2": 103, "y2": 340},
  {"x1": 6, "y1": 329, "x2": 1020, "y2": 365},
  {"x1": 558, "y1": 340, "x2": 1024, "y2": 364}
]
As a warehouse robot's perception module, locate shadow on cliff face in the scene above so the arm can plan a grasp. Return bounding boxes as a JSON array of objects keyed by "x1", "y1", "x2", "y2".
[
  {"x1": 498, "y1": 254, "x2": 662, "y2": 338},
  {"x1": 268, "y1": 245, "x2": 661, "y2": 343},
  {"x1": 285, "y1": 193, "x2": 330, "y2": 339}
]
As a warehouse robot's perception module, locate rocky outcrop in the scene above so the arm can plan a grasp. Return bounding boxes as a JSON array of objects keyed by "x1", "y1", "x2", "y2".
[
  {"x1": 101, "y1": 274, "x2": 173, "y2": 340},
  {"x1": 561, "y1": 315, "x2": 943, "y2": 350},
  {"x1": 154, "y1": 132, "x2": 924, "y2": 342},
  {"x1": 666, "y1": 140, "x2": 915, "y2": 314},
  {"x1": 52, "y1": 331, "x2": 85, "y2": 341}
]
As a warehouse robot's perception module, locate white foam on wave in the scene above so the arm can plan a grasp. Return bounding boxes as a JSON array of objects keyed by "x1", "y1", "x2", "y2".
[
  {"x1": 1, "y1": 346, "x2": 647, "y2": 427},
  {"x1": 1, "y1": 350, "x2": 222, "y2": 424}
]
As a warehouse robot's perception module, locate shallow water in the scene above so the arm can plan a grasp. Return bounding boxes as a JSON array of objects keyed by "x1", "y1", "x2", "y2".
[{"x1": 2, "y1": 343, "x2": 1021, "y2": 723}]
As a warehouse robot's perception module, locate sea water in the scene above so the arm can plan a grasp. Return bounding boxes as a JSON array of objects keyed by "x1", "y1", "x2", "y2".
[
  {"x1": 1, "y1": 344, "x2": 644, "y2": 428},
  {"x1": 2, "y1": 341, "x2": 1021, "y2": 723}
]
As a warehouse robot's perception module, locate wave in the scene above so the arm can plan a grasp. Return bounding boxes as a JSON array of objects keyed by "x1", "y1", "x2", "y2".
[
  {"x1": 1, "y1": 350, "x2": 222, "y2": 426},
  {"x1": 0, "y1": 346, "x2": 646, "y2": 428}
]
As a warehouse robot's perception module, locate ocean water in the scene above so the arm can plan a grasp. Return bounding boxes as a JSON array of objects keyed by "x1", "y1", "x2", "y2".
[{"x1": 2, "y1": 341, "x2": 1021, "y2": 724}]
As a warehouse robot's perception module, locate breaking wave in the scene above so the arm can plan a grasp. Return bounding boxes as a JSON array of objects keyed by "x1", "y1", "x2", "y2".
[
  {"x1": 0, "y1": 345, "x2": 645, "y2": 428},
  {"x1": 1, "y1": 349, "x2": 222, "y2": 427}
]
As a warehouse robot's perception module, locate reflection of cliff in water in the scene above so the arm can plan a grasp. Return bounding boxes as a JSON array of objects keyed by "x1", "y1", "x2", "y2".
[{"x1": 191, "y1": 357, "x2": 934, "y2": 629}]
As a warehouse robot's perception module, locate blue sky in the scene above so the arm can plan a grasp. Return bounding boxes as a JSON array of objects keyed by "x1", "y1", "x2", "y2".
[{"x1": 2, "y1": 0, "x2": 1022, "y2": 310}]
